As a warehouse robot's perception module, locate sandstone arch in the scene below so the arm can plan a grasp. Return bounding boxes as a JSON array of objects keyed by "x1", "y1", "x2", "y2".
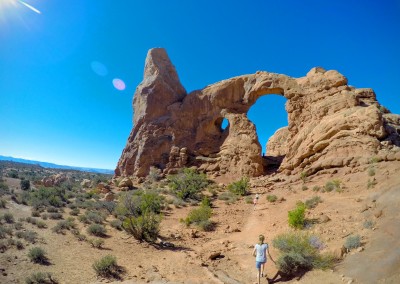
[{"x1": 115, "y1": 48, "x2": 400, "y2": 178}]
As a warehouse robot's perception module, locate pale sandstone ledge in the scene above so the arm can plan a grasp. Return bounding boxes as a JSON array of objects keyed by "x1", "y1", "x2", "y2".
[{"x1": 115, "y1": 48, "x2": 400, "y2": 179}]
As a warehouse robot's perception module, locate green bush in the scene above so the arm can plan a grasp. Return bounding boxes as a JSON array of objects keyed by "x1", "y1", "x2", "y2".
[
  {"x1": 28, "y1": 247, "x2": 48, "y2": 264},
  {"x1": 29, "y1": 187, "x2": 66, "y2": 209},
  {"x1": 217, "y1": 191, "x2": 238, "y2": 204},
  {"x1": 116, "y1": 190, "x2": 164, "y2": 219},
  {"x1": 201, "y1": 196, "x2": 212, "y2": 207},
  {"x1": 368, "y1": 167, "x2": 375, "y2": 176},
  {"x1": 363, "y1": 220, "x2": 374, "y2": 229},
  {"x1": 123, "y1": 211, "x2": 161, "y2": 242},
  {"x1": 324, "y1": 179, "x2": 341, "y2": 192},
  {"x1": 300, "y1": 172, "x2": 308, "y2": 183},
  {"x1": 273, "y1": 231, "x2": 335, "y2": 276},
  {"x1": 85, "y1": 211, "x2": 105, "y2": 224},
  {"x1": 227, "y1": 177, "x2": 249, "y2": 196},
  {"x1": 267, "y1": 195, "x2": 278, "y2": 203},
  {"x1": 3, "y1": 213, "x2": 14, "y2": 224},
  {"x1": 25, "y1": 272, "x2": 56, "y2": 284},
  {"x1": 87, "y1": 224, "x2": 107, "y2": 237},
  {"x1": 304, "y1": 196, "x2": 322, "y2": 209},
  {"x1": 69, "y1": 208, "x2": 80, "y2": 216},
  {"x1": 367, "y1": 179, "x2": 377, "y2": 189},
  {"x1": 110, "y1": 219, "x2": 123, "y2": 231},
  {"x1": 168, "y1": 168, "x2": 208, "y2": 200},
  {"x1": 89, "y1": 238, "x2": 104, "y2": 249},
  {"x1": 0, "y1": 198, "x2": 6, "y2": 208},
  {"x1": 92, "y1": 255, "x2": 119, "y2": 278},
  {"x1": 344, "y1": 235, "x2": 361, "y2": 251},
  {"x1": 312, "y1": 186, "x2": 321, "y2": 192},
  {"x1": 20, "y1": 179, "x2": 30, "y2": 191},
  {"x1": 288, "y1": 202, "x2": 306, "y2": 229},
  {"x1": 183, "y1": 205, "x2": 213, "y2": 231}
]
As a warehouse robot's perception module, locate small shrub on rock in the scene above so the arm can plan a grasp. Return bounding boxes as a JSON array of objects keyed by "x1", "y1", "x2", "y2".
[{"x1": 183, "y1": 204, "x2": 213, "y2": 231}]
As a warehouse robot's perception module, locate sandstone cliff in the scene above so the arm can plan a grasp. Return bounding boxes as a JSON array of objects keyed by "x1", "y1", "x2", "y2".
[{"x1": 115, "y1": 48, "x2": 400, "y2": 178}]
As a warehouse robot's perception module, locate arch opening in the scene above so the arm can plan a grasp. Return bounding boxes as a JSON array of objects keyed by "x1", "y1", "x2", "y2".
[
  {"x1": 215, "y1": 117, "x2": 230, "y2": 132},
  {"x1": 247, "y1": 94, "x2": 288, "y2": 174}
]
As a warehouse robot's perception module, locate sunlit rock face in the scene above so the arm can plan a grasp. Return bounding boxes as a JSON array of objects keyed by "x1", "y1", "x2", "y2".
[{"x1": 115, "y1": 48, "x2": 400, "y2": 178}]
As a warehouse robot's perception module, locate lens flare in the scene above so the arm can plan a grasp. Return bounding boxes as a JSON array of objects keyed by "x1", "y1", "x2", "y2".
[
  {"x1": 91, "y1": 61, "x2": 108, "y2": 76},
  {"x1": 18, "y1": 0, "x2": 41, "y2": 14},
  {"x1": 112, "y1": 78, "x2": 126, "y2": 91}
]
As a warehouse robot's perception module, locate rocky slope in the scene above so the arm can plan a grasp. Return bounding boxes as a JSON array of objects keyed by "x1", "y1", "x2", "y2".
[{"x1": 115, "y1": 48, "x2": 400, "y2": 179}]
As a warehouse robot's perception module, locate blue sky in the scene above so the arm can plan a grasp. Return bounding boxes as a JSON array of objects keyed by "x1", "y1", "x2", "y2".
[{"x1": 0, "y1": 0, "x2": 399, "y2": 169}]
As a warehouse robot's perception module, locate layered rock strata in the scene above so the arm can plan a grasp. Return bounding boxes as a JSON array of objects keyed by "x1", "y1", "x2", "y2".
[{"x1": 115, "y1": 48, "x2": 400, "y2": 178}]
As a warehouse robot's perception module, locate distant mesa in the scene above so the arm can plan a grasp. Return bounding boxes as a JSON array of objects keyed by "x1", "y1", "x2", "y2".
[{"x1": 115, "y1": 48, "x2": 400, "y2": 179}]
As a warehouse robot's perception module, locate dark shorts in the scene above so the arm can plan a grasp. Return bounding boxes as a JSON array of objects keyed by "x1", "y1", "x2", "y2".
[{"x1": 256, "y1": 261, "x2": 266, "y2": 269}]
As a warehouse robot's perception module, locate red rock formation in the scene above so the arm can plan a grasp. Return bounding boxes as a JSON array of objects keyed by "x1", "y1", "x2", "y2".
[{"x1": 115, "y1": 48, "x2": 400, "y2": 178}]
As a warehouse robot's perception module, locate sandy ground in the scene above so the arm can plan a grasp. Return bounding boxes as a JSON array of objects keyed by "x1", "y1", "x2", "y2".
[{"x1": 1, "y1": 161, "x2": 400, "y2": 284}]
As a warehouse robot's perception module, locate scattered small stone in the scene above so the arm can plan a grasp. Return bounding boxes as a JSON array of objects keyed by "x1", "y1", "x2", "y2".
[
  {"x1": 209, "y1": 252, "x2": 221, "y2": 260},
  {"x1": 357, "y1": 247, "x2": 364, "y2": 252}
]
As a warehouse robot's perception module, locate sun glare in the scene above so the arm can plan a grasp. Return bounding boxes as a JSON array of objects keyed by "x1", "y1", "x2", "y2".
[{"x1": 0, "y1": 0, "x2": 41, "y2": 20}]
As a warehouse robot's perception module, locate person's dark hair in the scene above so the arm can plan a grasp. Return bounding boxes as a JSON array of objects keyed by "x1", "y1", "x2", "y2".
[{"x1": 259, "y1": 234, "x2": 265, "y2": 244}]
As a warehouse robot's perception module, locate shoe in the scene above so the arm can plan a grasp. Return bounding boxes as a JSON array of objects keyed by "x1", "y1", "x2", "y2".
[{"x1": 261, "y1": 273, "x2": 264, "y2": 277}]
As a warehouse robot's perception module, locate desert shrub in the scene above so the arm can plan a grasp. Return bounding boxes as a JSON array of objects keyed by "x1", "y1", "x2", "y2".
[
  {"x1": 304, "y1": 196, "x2": 322, "y2": 209},
  {"x1": 272, "y1": 231, "x2": 334, "y2": 276},
  {"x1": 0, "y1": 198, "x2": 7, "y2": 208},
  {"x1": 368, "y1": 167, "x2": 375, "y2": 176},
  {"x1": 183, "y1": 204, "x2": 213, "y2": 231},
  {"x1": 29, "y1": 187, "x2": 66, "y2": 209},
  {"x1": 52, "y1": 219, "x2": 75, "y2": 234},
  {"x1": 3, "y1": 212, "x2": 14, "y2": 224},
  {"x1": 25, "y1": 271, "x2": 56, "y2": 284},
  {"x1": 20, "y1": 179, "x2": 31, "y2": 191},
  {"x1": 168, "y1": 168, "x2": 208, "y2": 200},
  {"x1": 344, "y1": 235, "x2": 361, "y2": 251},
  {"x1": 87, "y1": 224, "x2": 107, "y2": 237},
  {"x1": 36, "y1": 221, "x2": 47, "y2": 229},
  {"x1": 201, "y1": 196, "x2": 212, "y2": 207},
  {"x1": 0, "y1": 180, "x2": 10, "y2": 196},
  {"x1": 28, "y1": 247, "x2": 48, "y2": 264},
  {"x1": 0, "y1": 239, "x2": 9, "y2": 252},
  {"x1": 110, "y1": 219, "x2": 123, "y2": 231},
  {"x1": 147, "y1": 166, "x2": 162, "y2": 183},
  {"x1": 324, "y1": 179, "x2": 341, "y2": 192},
  {"x1": 69, "y1": 208, "x2": 80, "y2": 216},
  {"x1": 245, "y1": 196, "x2": 253, "y2": 204},
  {"x1": 31, "y1": 210, "x2": 41, "y2": 217},
  {"x1": 312, "y1": 186, "x2": 321, "y2": 192},
  {"x1": 300, "y1": 171, "x2": 308, "y2": 182},
  {"x1": 14, "y1": 222, "x2": 24, "y2": 230},
  {"x1": 367, "y1": 179, "x2": 377, "y2": 189},
  {"x1": 41, "y1": 213, "x2": 48, "y2": 220},
  {"x1": 301, "y1": 185, "x2": 308, "y2": 191},
  {"x1": 0, "y1": 225, "x2": 13, "y2": 238},
  {"x1": 46, "y1": 207, "x2": 59, "y2": 213},
  {"x1": 288, "y1": 202, "x2": 306, "y2": 229},
  {"x1": 78, "y1": 215, "x2": 90, "y2": 224},
  {"x1": 92, "y1": 255, "x2": 119, "y2": 278},
  {"x1": 16, "y1": 240, "x2": 24, "y2": 250},
  {"x1": 123, "y1": 211, "x2": 161, "y2": 242},
  {"x1": 117, "y1": 191, "x2": 164, "y2": 218},
  {"x1": 267, "y1": 195, "x2": 278, "y2": 203},
  {"x1": 76, "y1": 233, "x2": 87, "y2": 241},
  {"x1": 85, "y1": 211, "x2": 105, "y2": 224},
  {"x1": 48, "y1": 213, "x2": 63, "y2": 220},
  {"x1": 217, "y1": 191, "x2": 238, "y2": 204},
  {"x1": 99, "y1": 201, "x2": 117, "y2": 215},
  {"x1": 363, "y1": 220, "x2": 374, "y2": 229},
  {"x1": 89, "y1": 238, "x2": 104, "y2": 249},
  {"x1": 227, "y1": 177, "x2": 249, "y2": 196}
]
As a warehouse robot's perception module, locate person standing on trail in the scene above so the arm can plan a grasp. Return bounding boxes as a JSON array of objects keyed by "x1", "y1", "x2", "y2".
[
  {"x1": 252, "y1": 234, "x2": 275, "y2": 284},
  {"x1": 253, "y1": 193, "x2": 260, "y2": 209}
]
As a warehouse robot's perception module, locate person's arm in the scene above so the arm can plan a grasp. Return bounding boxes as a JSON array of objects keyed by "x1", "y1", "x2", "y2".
[
  {"x1": 267, "y1": 247, "x2": 275, "y2": 263},
  {"x1": 252, "y1": 245, "x2": 256, "y2": 257}
]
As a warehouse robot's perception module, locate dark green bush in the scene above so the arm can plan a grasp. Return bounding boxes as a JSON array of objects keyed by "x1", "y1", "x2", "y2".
[
  {"x1": 20, "y1": 179, "x2": 30, "y2": 191},
  {"x1": 227, "y1": 177, "x2": 249, "y2": 196},
  {"x1": 92, "y1": 255, "x2": 119, "y2": 278},
  {"x1": 123, "y1": 211, "x2": 161, "y2": 242},
  {"x1": 273, "y1": 231, "x2": 335, "y2": 276},
  {"x1": 29, "y1": 187, "x2": 66, "y2": 209},
  {"x1": 85, "y1": 211, "x2": 105, "y2": 224},
  {"x1": 116, "y1": 190, "x2": 164, "y2": 218},
  {"x1": 28, "y1": 247, "x2": 48, "y2": 264},
  {"x1": 168, "y1": 168, "x2": 208, "y2": 200},
  {"x1": 87, "y1": 224, "x2": 107, "y2": 237},
  {"x1": 288, "y1": 202, "x2": 306, "y2": 229}
]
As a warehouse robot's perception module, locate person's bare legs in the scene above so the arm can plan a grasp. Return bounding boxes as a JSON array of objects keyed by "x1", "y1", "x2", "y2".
[
  {"x1": 257, "y1": 268, "x2": 261, "y2": 284},
  {"x1": 261, "y1": 263, "x2": 265, "y2": 277}
]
